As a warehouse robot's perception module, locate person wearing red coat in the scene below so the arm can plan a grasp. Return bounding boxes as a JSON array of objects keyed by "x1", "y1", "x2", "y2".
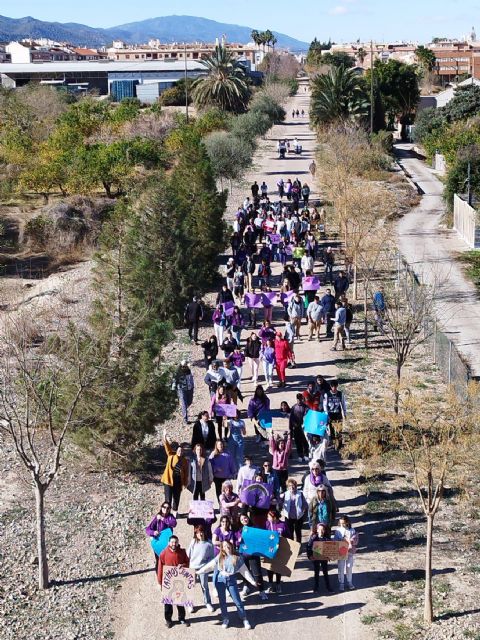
[
  {"x1": 302, "y1": 382, "x2": 321, "y2": 410},
  {"x1": 274, "y1": 332, "x2": 291, "y2": 387},
  {"x1": 158, "y1": 535, "x2": 190, "y2": 628}
]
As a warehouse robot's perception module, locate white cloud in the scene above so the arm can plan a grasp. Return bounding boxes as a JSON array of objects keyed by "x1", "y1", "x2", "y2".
[{"x1": 329, "y1": 5, "x2": 349, "y2": 15}]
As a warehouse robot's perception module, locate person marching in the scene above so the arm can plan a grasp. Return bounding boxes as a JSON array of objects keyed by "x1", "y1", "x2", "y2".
[
  {"x1": 323, "y1": 380, "x2": 347, "y2": 451},
  {"x1": 265, "y1": 509, "x2": 290, "y2": 593},
  {"x1": 187, "y1": 525, "x2": 215, "y2": 613},
  {"x1": 145, "y1": 503, "x2": 177, "y2": 572},
  {"x1": 158, "y1": 535, "x2": 190, "y2": 628},
  {"x1": 161, "y1": 430, "x2": 189, "y2": 517},
  {"x1": 307, "y1": 523, "x2": 333, "y2": 593},
  {"x1": 334, "y1": 515, "x2": 359, "y2": 591}
]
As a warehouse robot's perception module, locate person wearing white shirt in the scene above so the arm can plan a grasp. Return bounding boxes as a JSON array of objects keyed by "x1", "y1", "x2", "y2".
[
  {"x1": 334, "y1": 515, "x2": 359, "y2": 590},
  {"x1": 236, "y1": 456, "x2": 257, "y2": 491}
]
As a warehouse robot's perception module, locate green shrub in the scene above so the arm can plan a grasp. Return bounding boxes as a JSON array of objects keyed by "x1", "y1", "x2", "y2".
[
  {"x1": 230, "y1": 111, "x2": 272, "y2": 145},
  {"x1": 249, "y1": 93, "x2": 286, "y2": 123}
]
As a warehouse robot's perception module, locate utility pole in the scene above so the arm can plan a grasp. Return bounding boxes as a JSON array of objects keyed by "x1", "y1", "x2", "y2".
[
  {"x1": 184, "y1": 42, "x2": 189, "y2": 123},
  {"x1": 370, "y1": 40, "x2": 374, "y2": 135}
]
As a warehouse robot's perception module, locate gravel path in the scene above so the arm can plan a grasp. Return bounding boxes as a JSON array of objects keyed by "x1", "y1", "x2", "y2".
[{"x1": 111, "y1": 91, "x2": 373, "y2": 640}]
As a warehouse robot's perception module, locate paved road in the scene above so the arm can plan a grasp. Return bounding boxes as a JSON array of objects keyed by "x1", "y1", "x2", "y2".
[
  {"x1": 396, "y1": 143, "x2": 480, "y2": 378},
  {"x1": 111, "y1": 93, "x2": 372, "y2": 640}
]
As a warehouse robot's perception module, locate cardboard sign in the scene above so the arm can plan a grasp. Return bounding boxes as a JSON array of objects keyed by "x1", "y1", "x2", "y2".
[
  {"x1": 302, "y1": 277, "x2": 321, "y2": 291},
  {"x1": 239, "y1": 526, "x2": 279, "y2": 558},
  {"x1": 268, "y1": 233, "x2": 281, "y2": 244},
  {"x1": 312, "y1": 540, "x2": 349, "y2": 561},
  {"x1": 223, "y1": 301, "x2": 235, "y2": 317},
  {"x1": 213, "y1": 403, "x2": 237, "y2": 417},
  {"x1": 303, "y1": 410, "x2": 329, "y2": 437},
  {"x1": 261, "y1": 292, "x2": 277, "y2": 307},
  {"x1": 188, "y1": 500, "x2": 214, "y2": 521},
  {"x1": 161, "y1": 566, "x2": 197, "y2": 608},
  {"x1": 261, "y1": 536, "x2": 301, "y2": 577},
  {"x1": 280, "y1": 290, "x2": 295, "y2": 304},
  {"x1": 240, "y1": 481, "x2": 273, "y2": 509},
  {"x1": 264, "y1": 220, "x2": 275, "y2": 231},
  {"x1": 150, "y1": 527, "x2": 173, "y2": 556},
  {"x1": 245, "y1": 293, "x2": 264, "y2": 309}
]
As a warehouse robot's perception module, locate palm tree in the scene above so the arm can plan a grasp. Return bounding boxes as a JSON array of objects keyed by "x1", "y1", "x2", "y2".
[
  {"x1": 357, "y1": 47, "x2": 367, "y2": 66},
  {"x1": 192, "y1": 45, "x2": 250, "y2": 112},
  {"x1": 415, "y1": 46, "x2": 436, "y2": 73},
  {"x1": 264, "y1": 29, "x2": 274, "y2": 51},
  {"x1": 310, "y1": 65, "x2": 369, "y2": 127},
  {"x1": 251, "y1": 29, "x2": 260, "y2": 47}
]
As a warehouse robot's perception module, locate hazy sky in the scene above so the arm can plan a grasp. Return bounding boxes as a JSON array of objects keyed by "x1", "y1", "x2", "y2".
[{"x1": 1, "y1": 0, "x2": 478, "y2": 43}]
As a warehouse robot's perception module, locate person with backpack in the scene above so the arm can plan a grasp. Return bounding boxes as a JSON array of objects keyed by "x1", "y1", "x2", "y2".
[
  {"x1": 184, "y1": 296, "x2": 203, "y2": 344},
  {"x1": 161, "y1": 431, "x2": 190, "y2": 517},
  {"x1": 323, "y1": 380, "x2": 347, "y2": 451}
]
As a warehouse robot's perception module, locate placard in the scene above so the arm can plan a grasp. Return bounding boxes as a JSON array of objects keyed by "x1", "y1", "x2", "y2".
[
  {"x1": 261, "y1": 292, "x2": 277, "y2": 307},
  {"x1": 161, "y1": 566, "x2": 197, "y2": 608},
  {"x1": 312, "y1": 540, "x2": 349, "y2": 561},
  {"x1": 213, "y1": 403, "x2": 237, "y2": 417},
  {"x1": 268, "y1": 233, "x2": 281, "y2": 244},
  {"x1": 150, "y1": 527, "x2": 173, "y2": 556},
  {"x1": 239, "y1": 480, "x2": 273, "y2": 509},
  {"x1": 245, "y1": 293, "x2": 264, "y2": 309},
  {"x1": 302, "y1": 276, "x2": 321, "y2": 291},
  {"x1": 303, "y1": 410, "x2": 329, "y2": 437},
  {"x1": 261, "y1": 536, "x2": 301, "y2": 577},
  {"x1": 188, "y1": 500, "x2": 214, "y2": 520},
  {"x1": 239, "y1": 526, "x2": 279, "y2": 558}
]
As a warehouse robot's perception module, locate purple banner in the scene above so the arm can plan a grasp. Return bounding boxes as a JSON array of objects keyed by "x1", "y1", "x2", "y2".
[
  {"x1": 245, "y1": 293, "x2": 264, "y2": 309},
  {"x1": 223, "y1": 301, "x2": 235, "y2": 316},
  {"x1": 280, "y1": 290, "x2": 295, "y2": 304},
  {"x1": 261, "y1": 292, "x2": 277, "y2": 307},
  {"x1": 239, "y1": 480, "x2": 273, "y2": 509},
  {"x1": 268, "y1": 233, "x2": 281, "y2": 244},
  {"x1": 303, "y1": 277, "x2": 321, "y2": 291},
  {"x1": 213, "y1": 403, "x2": 237, "y2": 417}
]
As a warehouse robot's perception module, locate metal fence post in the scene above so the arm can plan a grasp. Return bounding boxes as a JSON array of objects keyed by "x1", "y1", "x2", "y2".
[{"x1": 433, "y1": 320, "x2": 437, "y2": 366}]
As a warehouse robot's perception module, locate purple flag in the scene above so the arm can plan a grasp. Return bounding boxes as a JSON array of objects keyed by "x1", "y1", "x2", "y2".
[
  {"x1": 213, "y1": 403, "x2": 237, "y2": 417},
  {"x1": 245, "y1": 293, "x2": 264, "y2": 309},
  {"x1": 268, "y1": 233, "x2": 281, "y2": 244},
  {"x1": 240, "y1": 480, "x2": 273, "y2": 509},
  {"x1": 303, "y1": 277, "x2": 320, "y2": 291},
  {"x1": 223, "y1": 301, "x2": 235, "y2": 316},
  {"x1": 280, "y1": 290, "x2": 295, "y2": 304},
  {"x1": 261, "y1": 292, "x2": 277, "y2": 307}
]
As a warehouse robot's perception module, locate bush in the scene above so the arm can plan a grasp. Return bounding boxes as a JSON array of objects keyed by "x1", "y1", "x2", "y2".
[
  {"x1": 230, "y1": 111, "x2": 272, "y2": 145},
  {"x1": 194, "y1": 108, "x2": 231, "y2": 136},
  {"x1": 204, "y1": 131, "x2": 252, "y2": 183},
  {"x1": 249, "y1": 92, "x2": 286, "y2": 123},
  {"x1": 371, "y1": 130, "x2": 394, "y2": 155},
  {"x1": 160, "y1": 79, "x2": 194, "y2": 106},
  {"x1": 444, "y1": 158, "x2": 480, "y2": 212}
]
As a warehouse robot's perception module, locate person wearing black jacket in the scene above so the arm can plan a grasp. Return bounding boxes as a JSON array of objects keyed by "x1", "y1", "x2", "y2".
[
  {"x1": 216, "y1": 285, "x2": 234, "y2": 306},
  {"x1": 320, "y1": 288, "x2": 336, "y2": 338},
  {"x1": 282, "y1": 265, "x2": 301, "y2": 292},
  {"x1": 201, "y1": 335, "x2": 218, "y2": 371},
  {"x1": 184, "y1": 297, "x2": 203, "y2": 343},
  {"x1": 242, "y1": 255, "x2": 256, "y2": 293},
  {"x1": 333, "y1": 271, "x2": 350, "y2": 301},
  {"x1": 221, "y1": 331, "x2": 238, "y2": 357},
  {"x1": 289, "y1": 394, "x2": 309, "y2": 462},
  {"x1": 191, "y1": 411, "x2": 217, "y2": 452}
]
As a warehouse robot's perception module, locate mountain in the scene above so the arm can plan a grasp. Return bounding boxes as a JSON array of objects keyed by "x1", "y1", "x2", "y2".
[
  {"x1": 0, "y1": 15, "x2": 109, "y2": 46},
  {"x1": 0, "y1": 14, "x2": 309, "y2": 51},
  {"x1": 105, "y1": 15, "x2": 309, "y2": 51}
]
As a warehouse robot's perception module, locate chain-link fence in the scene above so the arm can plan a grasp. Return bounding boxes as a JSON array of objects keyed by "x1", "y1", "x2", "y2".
[{"x1": 396, "y1": 254, "x2": 472, "y2": 388}]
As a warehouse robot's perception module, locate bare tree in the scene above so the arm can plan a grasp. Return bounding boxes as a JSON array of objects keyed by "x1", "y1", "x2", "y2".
[
  {"x1": 0, "y1": 314, "x2": 96, "y2": 588},
  {"x1": 394, "y1": 387, "x2": 478, "y2": 623},
  {"x1": 381, "y1": 273, "x2": 438, "y2": 413}
]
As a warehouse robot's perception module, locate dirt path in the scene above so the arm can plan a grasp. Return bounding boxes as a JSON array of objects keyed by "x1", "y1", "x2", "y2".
[{"x1": 111, "y1": 92, "x2": 373, "y2": 640}]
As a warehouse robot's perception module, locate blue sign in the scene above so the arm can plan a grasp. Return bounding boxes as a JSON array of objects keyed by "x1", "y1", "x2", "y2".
[
  {"x1": 150, "y1": 527, "x2": 173, "y2": 556},
  {"x1": 303, "y1": 410, "x2": 329, "y2": 437},
  {"x1": 258, "y1": 409, "x2": 273, "y2": 430},
  {"x1": 239, "y1": 526, "x2": 279, "y2": 559}
]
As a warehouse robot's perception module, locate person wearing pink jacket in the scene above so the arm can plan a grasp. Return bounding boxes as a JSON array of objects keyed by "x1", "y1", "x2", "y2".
[{"x1": 268, "y1": 432, "x2": 292, "y2": 491}]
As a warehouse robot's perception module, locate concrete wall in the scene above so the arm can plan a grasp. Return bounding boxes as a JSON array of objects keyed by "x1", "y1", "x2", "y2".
[{"x1": 454, "y1": 194, "x2": 480, "y2": 248}]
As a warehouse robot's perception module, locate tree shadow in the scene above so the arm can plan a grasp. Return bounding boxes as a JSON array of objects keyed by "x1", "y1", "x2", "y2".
[
  {"x1": 437, "y1": 607, "x2": 480, "y2": 621},
  {"x1": 52, "y1": 566, "x2": 153, "y2": 587}
]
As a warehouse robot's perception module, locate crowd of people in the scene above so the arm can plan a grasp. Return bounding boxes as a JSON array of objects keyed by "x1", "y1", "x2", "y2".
[{"x1": 146, "y1": 177, "x2": 360, "y2": 630}]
